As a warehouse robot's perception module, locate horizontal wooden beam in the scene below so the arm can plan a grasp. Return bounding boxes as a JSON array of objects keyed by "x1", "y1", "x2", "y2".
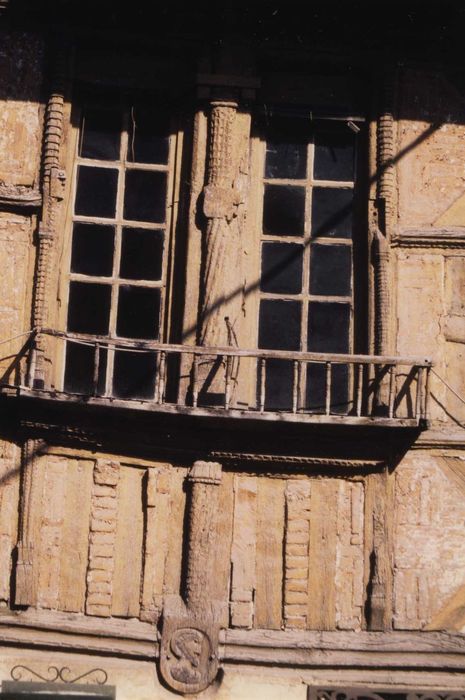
[
  {"x1": 1, "y1": 611, "x2": 465, "y2": 669},
  {"x1": 40, "y1": 328, "x2": 432, "y2": 366},
  {"x1": 3, "y1": 387, "x2": 422, "y2": 428}
]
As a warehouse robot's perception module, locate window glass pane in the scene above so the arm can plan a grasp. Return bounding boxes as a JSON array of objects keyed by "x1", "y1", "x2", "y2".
[
  {"x1": 305, "y1": 362, "x2": 349, "y2": 414},
  {"x1": 263, "y1": 358, "x2": 294, "y2": 411},
  {"x1": 113, "y1": 350, "x2": 156, "y2": 399},
  {"x1": 67, "y1": 281, "x2": 111, "y2": 335},
  {"x1": 263, "y1": 184, "x2": 305, "y2": 236},
  {"x1": 261, "y1": 242, "x2": 303, "y2": 294},
  {"x1": 124, "y1": 170, "x2": 167, "y2": 223},
  {"x1": 120, "y1": 228, "x2": 164, "y2": 281},
  {"x1": 309, "y1": 243, "x2": 352, "y2": 296},
  {"x1": 265, "y1": 117, "x2": 307, "y2": 179},
  {"x1": 127, "y1": 107, "x2": 169, "y2": 164},
  {"x1": 314, "y1": 128, "x2": 355, "y2": 181},
  {"x1": 71, "y1": 223, "x2": 114, "y2": 277},
  {"x1": 80, "y1": 108, "x2": 121, "y2": 160},
  {"x1": 311, "y1": 187, "x2": 353, "y2": 238},
  {"x1": 75, "y1": 166, "x2": 118, "y2": 218},
  {"x1": 307, "y1": 301, "x2": 350, "y2": 353},
  {"x1": 64, "y1": 341, "x2": 107, "y2": 395},
  {"x1": 116, "y1": 285, "x2": 161, "y2": 339},
  {"x1": 259, "y1": 299, "x2": 301, "y2": 351}
]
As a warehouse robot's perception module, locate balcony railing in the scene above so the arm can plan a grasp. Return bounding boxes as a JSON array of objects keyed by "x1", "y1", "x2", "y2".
[{"x1": 0, "y1": 329, "x2": 433, "y2": 427}]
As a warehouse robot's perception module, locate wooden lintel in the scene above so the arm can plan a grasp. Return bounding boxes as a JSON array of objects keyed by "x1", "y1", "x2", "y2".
[{"x1": 1, "y1": 612, "x2": 465, "y2": 667}]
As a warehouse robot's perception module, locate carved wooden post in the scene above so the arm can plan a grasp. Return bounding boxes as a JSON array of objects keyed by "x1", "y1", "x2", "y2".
[
  {"x1": 366, "y1": 69, "x2": 397, "y2": 632},
  {"x1": 160, "y1": 461, "x2": 223, "y2": 695},
  {"x1": 15, "y1": 439, "x2": 41, "y2": 605},
  {"x1": 200, "y1": 100, "x2": 241, "y2": 345},
  {"x1": 194, "y1": 92, "x2": 251, "y2": 406},
  {"x1": 30, "y1": 40, "x2": 68, "y2": 388},
  {"x1": 373, "y1": 68, "x2": 396, "y2": 356}
]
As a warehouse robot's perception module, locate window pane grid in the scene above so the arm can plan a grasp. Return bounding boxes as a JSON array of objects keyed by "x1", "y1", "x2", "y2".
[
  {"x1": 64, "y1": 103, "x2": 175, "y2": 399},
  {"x1": 258, "y1": 118, "x2": 358, "y2": 412}
]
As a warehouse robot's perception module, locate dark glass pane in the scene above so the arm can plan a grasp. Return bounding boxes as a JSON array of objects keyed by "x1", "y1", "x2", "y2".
[
  {"x1": 116, "y1": 285, "x2": 160, "y2": 339},
  {"x1": 305, "y1": 362, "x2": 349, "y2": 414},
  {"x1": 64, "y1": 341, "x2": 107, "y2": 395},
  {"x1": 120, "y1": 228, "x2": 164, "y2": 281},
  {"x1": 75, "y1": 166, "x2": 118, "y2": 218},
  {"x1": 67, "y1": 282, "x2": 111, "y2": 335},
  {"x1": 127, "y1": 107, "x2": 169, "y2": 164},
  {"x1": 258, "y1": 299, "x2": 301, "y2": 351},
  {"x1": 309, "y1": 244, "x2": 352, "y2": 296},
  {"x1": 307, "y1": 301, "x2": 350, "y2": 353},
  {"x1": 263, "y1": 184, "x2": 305, "y2": 236},
  {"x1": 80, "y1": 108, "x2": 121, "y2": 160},
  {"x1": 263, "y1": 358, "x2": 294, "y2": 411},
  {"x1": 314, "y1": 128, "x2": 355, "y2": 181},
  {"x1": 265, "y1": 117, "x2": 307, "y2": 179},
  {"x1": 113, "y1": 349, "x2": 156, "y2": 399},
  {"x1": 261, "y1": 242, "x2": 303, "y2": 294},
  {"x1": 124, "y1": 170, "x2": 167, "y2": 223},
  {"x1": 311, "y1": 187, "x2": 353, "y2": 238},
  {"x1": 71, "y1": 223, "x2": 114, "y2": 276}
]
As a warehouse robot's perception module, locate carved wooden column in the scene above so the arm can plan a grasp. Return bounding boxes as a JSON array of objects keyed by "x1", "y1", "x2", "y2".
[
  {"x1": 160, "y1": 461, "x2": 224, "y2": 695},
  {"x1": 200, "y1": 100, "x2": 242, "y2": 346},
  {"x1": 366, "y1": 69, "x2": 398, "y2": 632},
  {"x1": 373, "y1": 68, "x2": 397, "y2": 356},
  {"x1": 30, "y1": 39, "x2": 68, "y2": 388},
  {"x1": 193, "y1": 83, "x2": 253, "y2": 406}
]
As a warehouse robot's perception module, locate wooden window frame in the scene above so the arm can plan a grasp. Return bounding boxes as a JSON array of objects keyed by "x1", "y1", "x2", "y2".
[{"x1": 56, "y1": 97, "x2": 183, "y2": 397}]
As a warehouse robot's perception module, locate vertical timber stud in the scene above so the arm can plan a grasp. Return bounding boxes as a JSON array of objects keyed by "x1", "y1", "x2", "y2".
[
  {"x1": 160, "y1": 461, "x2": 224, "y2": 695},
  {"x1": 365, "y1": 68, "x2": 397, "y2": 631},
  {"x1": 15, "y1": 439, "x2": 42, "y2": 605},
  {"x1": 31, "y1": 38, "x2": 69, "y2": 388}
]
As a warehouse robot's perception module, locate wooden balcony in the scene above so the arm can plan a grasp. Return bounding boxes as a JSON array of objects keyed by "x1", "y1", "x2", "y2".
[{"x1": 0, "y1": 329, "x2": 433, "y2": 428}]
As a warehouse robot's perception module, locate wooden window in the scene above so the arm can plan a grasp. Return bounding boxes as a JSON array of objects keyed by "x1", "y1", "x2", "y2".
[
  {"x1": 257, "y1": 115, "x2": 361, "y2": 412},
  {"x1": 62, "y1": 102, "x2": 178, "y2": 399}
]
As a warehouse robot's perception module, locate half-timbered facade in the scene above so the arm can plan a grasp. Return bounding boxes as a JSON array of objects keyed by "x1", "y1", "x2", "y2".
[{"x1": 0, "y1": 2, "x2": 465, "y2": 698}]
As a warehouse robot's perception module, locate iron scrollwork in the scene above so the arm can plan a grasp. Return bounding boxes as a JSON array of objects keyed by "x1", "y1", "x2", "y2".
[{"x1": 10, "y1": 665, "x2": 108, "y2": 685}]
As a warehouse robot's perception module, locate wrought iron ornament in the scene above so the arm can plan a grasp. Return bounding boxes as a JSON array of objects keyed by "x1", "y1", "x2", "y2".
[{"x1": 10, "y1": 665, "x2": 108, "y2": 685}]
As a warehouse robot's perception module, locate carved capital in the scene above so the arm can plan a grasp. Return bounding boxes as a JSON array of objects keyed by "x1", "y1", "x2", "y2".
[{"x1": 188, "y1": 460, "x2": 222, "y2": 485}]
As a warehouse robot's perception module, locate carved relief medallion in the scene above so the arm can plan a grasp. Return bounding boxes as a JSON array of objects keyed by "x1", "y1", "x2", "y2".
[{"x1": 159, "y1": 617, "x2": 219, "y2": 695}]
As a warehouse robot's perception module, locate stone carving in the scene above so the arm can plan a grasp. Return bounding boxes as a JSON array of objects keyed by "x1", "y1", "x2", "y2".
[{"x1": 159, "y1": 461, "x2": 223, "y2": 694}]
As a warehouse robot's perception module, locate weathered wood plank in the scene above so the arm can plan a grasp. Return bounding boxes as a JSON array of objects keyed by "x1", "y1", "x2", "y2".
[
  {"x1": 230, "y1": 475, "x2": 257, "y2": 628},
  {"x1": 255, "y1": 477, "x2": 284, "y2": 630},
  {"x1": 59, "y1": 458, "x2": 93, "y2": 612},
  {"x1": 210, "y1": 470, "x2": 234, "y2": 626},
  {"x1": 163, "y1": 468, "x2": 186, "y2": 596},
  {"x1": 308, "y1": 480, "x2": 337, "y2": 630},
  {"x1": 112, "y1": 466, "x2": 144, "y2": 617}
]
